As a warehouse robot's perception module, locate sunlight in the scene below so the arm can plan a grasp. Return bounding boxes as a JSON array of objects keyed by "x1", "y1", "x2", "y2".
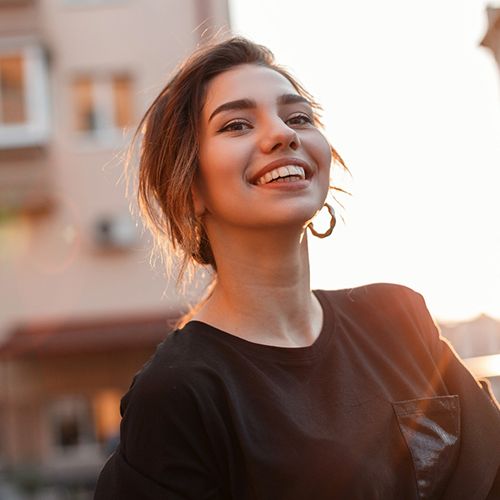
[
  {"x1": 463, "y1": 354, "x2": 500, "y2": 378},
  {"x1": 231, "y1": 0, "x2": 500, "y2": 321}
]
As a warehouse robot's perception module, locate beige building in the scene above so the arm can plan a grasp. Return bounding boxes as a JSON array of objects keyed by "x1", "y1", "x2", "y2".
[
  {"x1": 481, "y1": 6, "x2": 500, "y2": 69},
  {"x1": 0, "y1": 0, "x2": 229, "y2": 498},
  {"x1": 439, "y1": 315, "x2": 500, "y2": 400}
]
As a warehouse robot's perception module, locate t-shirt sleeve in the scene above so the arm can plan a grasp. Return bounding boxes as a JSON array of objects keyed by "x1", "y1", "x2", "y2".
[
  {"x1": 401, "y1": 287, "x2": 500, "y2": 410},
  {"x1": 398, "y1": 285, "x2": 500, "y2": 499},
  {"x1": 94, "y1": 365, "x2": 224, "y2": 500}
]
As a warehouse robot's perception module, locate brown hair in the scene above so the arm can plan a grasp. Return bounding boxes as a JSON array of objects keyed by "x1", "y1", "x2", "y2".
[{"x1": 131, "y1": 36, "x2": 347, "y2": 284}]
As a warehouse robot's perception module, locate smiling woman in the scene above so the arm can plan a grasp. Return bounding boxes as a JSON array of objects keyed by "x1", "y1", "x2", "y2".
[
  {"x1": 191, "y1": 64, "x2": 333, "y2": 268},
  {"x1": 131, "y1": 39, "x2": 345, "y2": 279},
  {"x1": 94, "y1": 37, "x2": 500, "y2": 500}
]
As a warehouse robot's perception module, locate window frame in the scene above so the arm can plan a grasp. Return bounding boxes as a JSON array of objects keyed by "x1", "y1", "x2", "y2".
[
  {"x1": 0, "y1": 40, "x2": 50, "y2": 149},
  {"x1": 72, "y1": 72, "x2": 134, "y2": 146},
  {"x1": 47, "y1": 394, "x2": 97, "y2": 456}
]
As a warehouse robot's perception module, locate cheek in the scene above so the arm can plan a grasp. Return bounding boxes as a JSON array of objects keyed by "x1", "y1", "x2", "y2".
[
  {"x1": 198, "y1": 141, "x2": 252, "y2": 204},
  {"x1": 196, "y1": 140, "x2": 245, "y2": 211},
  {"x1": 311, "y1": 134, "x2": 333, "y2": 204},
  {"x1": 308, "y1": 132, "x2": 333, "y2": 177},
  {"x1": 197, "y1": 144, "x2": 223, "y2": 194},
  {"x1": 199, "y1": 138, "x2": 242, "y2": 179},
  {"x1": 319, "y1": 134, "x2": 333, "y2": 168}
]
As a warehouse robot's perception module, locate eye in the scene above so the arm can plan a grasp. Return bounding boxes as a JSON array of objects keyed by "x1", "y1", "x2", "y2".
[
  {"x1": 287, "y1": 113, "x2": 314, "y2": 126},
  {"x1": 218, "y1": 119, "x2": 252, "y2": 133}
]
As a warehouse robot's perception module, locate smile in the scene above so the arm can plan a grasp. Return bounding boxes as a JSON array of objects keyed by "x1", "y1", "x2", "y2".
[{"x1": 255, "y1": 165, "x2": 306, "y2": 185}]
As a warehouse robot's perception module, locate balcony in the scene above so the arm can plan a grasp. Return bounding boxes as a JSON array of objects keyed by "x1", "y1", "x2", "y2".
[
  {"x1": 0, "y1": 42, "x2": 50, "y2": 150},
  {"x1": 0, "y1": 40, "x2": 51, "y2": 214},
  {"x1": 0, "y1": 147, "x2": 52, "y2": 215}
]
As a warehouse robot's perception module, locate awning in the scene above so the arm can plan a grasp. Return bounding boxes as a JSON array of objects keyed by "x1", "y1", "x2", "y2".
[{"x1": 0, "y1": 310, "x2": 182, "y2": 359}]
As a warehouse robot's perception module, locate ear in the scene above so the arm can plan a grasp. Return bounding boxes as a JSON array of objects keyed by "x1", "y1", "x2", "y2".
[{"x1": 191, "y1": 179, "x2": 206, "y2": 217}]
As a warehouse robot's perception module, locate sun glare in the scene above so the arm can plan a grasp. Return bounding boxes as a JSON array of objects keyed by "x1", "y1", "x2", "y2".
[
  {"x1": 231, "y1": 0, "x2": 500, "y2": 321},
  {"x1": 464, "y1": 354, "x2": 500, "y2": 378}
]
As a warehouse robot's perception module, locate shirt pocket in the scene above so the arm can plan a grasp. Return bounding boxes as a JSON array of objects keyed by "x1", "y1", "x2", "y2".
[{"x1": 392, "y1": 395, "x2": 460, "y2": 500}]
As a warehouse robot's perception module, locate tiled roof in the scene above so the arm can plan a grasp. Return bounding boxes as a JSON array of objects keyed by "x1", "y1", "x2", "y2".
[{"x1": 0, "y1": 310, "x2": 182, "y2": 359}]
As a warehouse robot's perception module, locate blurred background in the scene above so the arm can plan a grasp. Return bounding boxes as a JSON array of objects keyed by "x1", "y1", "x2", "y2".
[{"x1": 0, "y1": 0, "x2": 498, "y2": 498}]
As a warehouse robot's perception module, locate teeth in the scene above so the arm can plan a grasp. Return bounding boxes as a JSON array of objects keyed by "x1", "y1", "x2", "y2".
[
  {"x1": 255, "y1": 165, "x2": 305, "y2": 185},
  {"x1": 278, "y1": 166, "x2": 290, "y2": 178}
]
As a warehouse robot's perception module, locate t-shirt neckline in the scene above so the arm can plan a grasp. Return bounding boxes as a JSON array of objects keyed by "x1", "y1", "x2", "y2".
[{"x1": 182, "y1": 289, "x2": 336, "y2": 363}]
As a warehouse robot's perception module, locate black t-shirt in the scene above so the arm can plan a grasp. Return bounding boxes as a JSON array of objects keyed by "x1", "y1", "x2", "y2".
[{"x1": 94, "y1": 283, "x2": 500, "y2": 499}]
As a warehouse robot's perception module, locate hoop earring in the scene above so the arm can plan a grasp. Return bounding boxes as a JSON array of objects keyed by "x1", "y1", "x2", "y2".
[{"x1": 307, "y1": 203, "x2": 336, "y2": 238}]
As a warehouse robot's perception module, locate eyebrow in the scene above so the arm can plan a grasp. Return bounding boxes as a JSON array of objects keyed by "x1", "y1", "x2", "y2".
[{"x1": 207, "y1": 94, "x2": 311, "y2": 123}]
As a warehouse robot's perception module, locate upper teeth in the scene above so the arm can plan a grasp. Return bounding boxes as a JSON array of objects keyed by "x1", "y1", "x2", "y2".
[{"x1": 255, "y1": 165, "x2": 306, "y2": 185}]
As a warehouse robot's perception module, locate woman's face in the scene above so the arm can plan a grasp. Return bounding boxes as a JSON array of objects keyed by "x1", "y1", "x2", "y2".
[{"x1": 194, "y1": 63, "x2": 332, "y2": 234}]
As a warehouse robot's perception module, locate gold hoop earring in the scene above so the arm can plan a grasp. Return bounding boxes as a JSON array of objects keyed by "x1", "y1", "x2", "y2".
[{"x1": 307, "y1": 203, "x2": 336, "y2": 238}]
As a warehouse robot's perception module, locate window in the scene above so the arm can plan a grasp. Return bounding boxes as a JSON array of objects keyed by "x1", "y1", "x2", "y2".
[
  {"x1": 112, "y1": 75, "x2": 133, "y2": 129},
  {"x1": 92, "y1": 389, "x2": 121, "y2": 444},
  {"x1": 49, "y1": 396, "x2": 95, "y2": 452},
  {"x1": 0, "y1": 407, "x2": 5, "y2": 466},
  {"x1": 0, "y1": 43, "x2": 50, "y2": 149},
  {"x1": 0, "y1": 54, "x2": 26, "y2": 124},
  {"x1": 72, "y1": 73, "x2": 133, "y2": 142}
]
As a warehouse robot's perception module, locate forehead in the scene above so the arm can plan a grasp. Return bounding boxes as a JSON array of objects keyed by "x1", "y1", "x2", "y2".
[{"x1": 202, "y1": 64, "x2": 299, "y2": 115}]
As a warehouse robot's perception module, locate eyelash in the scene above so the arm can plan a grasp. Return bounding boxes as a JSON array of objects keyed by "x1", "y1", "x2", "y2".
[
  {"x1": 287, "y1": 113, "x2": 314, "y2": 126},
  {"x1": 218, "y1": 120, "x2": 251, "y2": 133},
  {"x1": 218, "y1": 113, "x2": 314, "y2": 133}
]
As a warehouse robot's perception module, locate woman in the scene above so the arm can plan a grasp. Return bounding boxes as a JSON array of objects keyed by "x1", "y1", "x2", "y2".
[{"x1": 95, "y1": 37, "x2": 500, "y2": 499}]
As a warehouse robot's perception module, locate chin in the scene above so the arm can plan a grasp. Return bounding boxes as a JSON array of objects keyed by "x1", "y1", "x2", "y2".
[{"x1": 267, "y1": 206, "x2": 322, "y2": 230}]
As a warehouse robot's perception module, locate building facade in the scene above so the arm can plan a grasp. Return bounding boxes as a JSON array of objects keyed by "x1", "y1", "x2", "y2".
[
  {"x1": 0, "y1": 1, "x2": 229, "y2": 498},
  {"x1": 440, "y1": 315, "x2": 500, "y2": 400}
]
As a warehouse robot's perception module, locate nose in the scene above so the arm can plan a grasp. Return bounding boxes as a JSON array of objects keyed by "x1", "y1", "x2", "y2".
[{"x1": 259, "y1": 118, "x2": 300, "y2": 154}]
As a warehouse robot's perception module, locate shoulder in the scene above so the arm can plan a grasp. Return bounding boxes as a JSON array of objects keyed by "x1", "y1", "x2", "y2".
[
  {"x1": 317, "y1": 282, "x2": 436, "y2": 347},
  {"x1": 113, "y1": 330, "x2": 228, "y2": 494},
  {"x1": 118, "y1": 328, "x2": 231, "y2": 465},
  {"x1": 121, "y1": 327, "x2": 226, "y2": 419},
  {"x1": 318, "y1": 282, "x2": 427, "y2": 318}
]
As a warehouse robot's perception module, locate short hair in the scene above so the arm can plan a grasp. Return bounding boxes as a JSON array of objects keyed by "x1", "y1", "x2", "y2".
[{"x1": 131, "y1": 36, "x2": 346, "y2": 284}]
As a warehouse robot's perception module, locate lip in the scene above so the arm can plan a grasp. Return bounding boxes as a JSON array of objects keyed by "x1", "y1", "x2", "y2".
[{"x1": 248, "y1": 157, "x2": 313, "y2": 185}]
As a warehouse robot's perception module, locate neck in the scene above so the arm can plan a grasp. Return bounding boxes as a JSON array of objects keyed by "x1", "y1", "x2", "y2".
[{"x1": 192, "y1": 226, "x2": 323, "y2": 347}]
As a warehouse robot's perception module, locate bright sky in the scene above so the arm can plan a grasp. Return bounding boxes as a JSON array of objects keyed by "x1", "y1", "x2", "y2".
[{"x1": 230, "y1": 0, "x2": 500, "y2": 322}]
